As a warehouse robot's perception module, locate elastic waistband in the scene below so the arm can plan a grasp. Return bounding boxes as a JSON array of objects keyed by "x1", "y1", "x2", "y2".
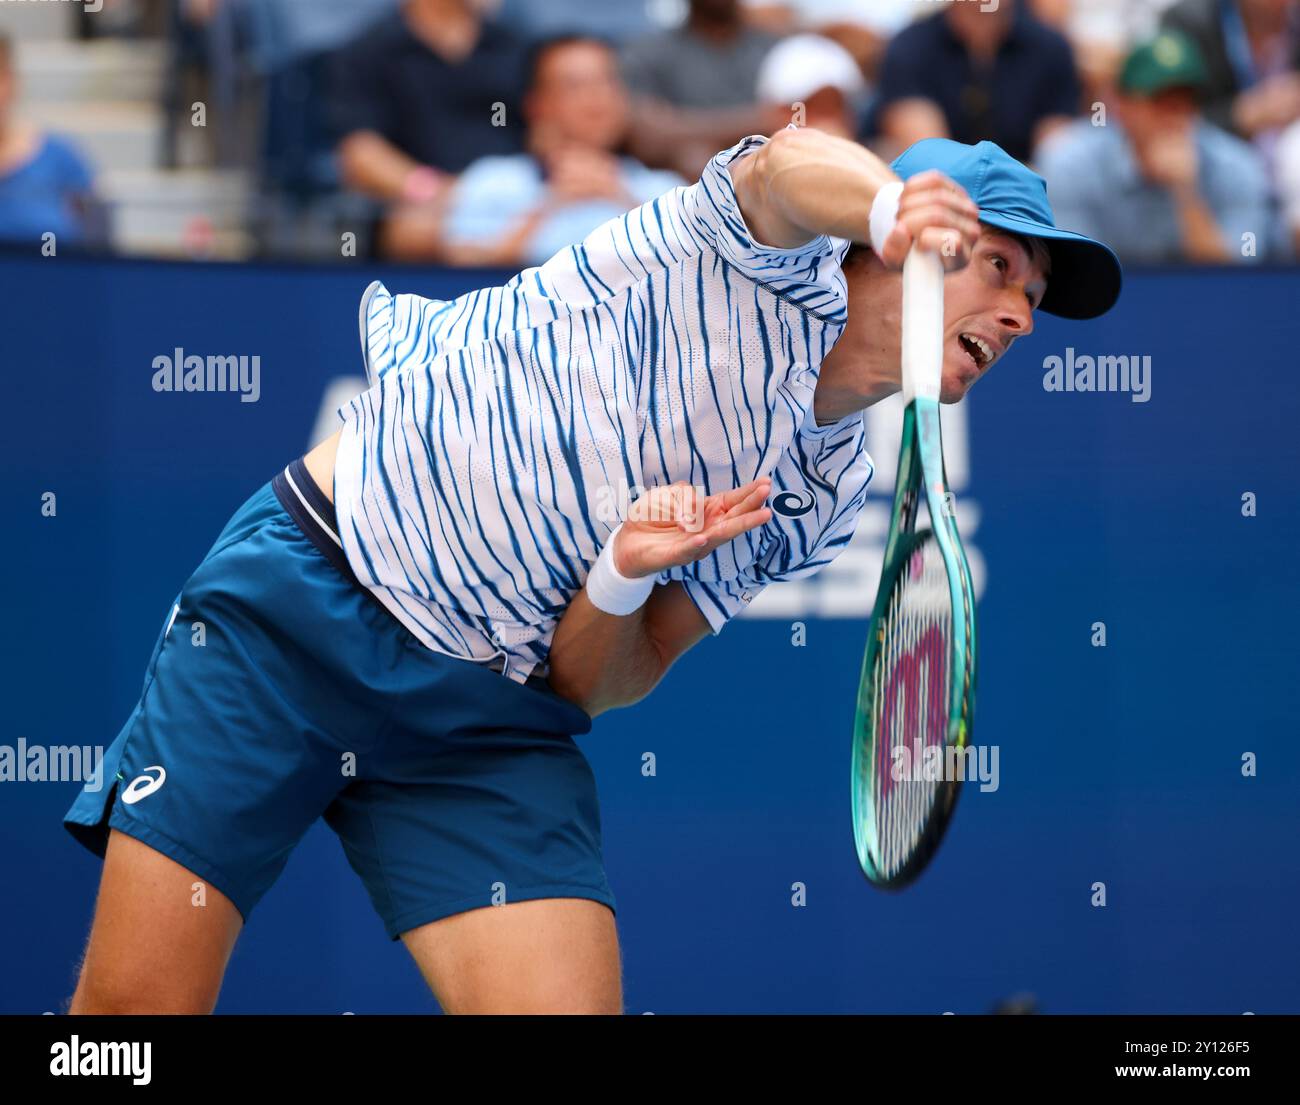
[
  {"x1": 271, "y1": 457, "x2": 360, "y2": 587},
  {"x1": 272, "y1": 456, "x2": 511, "y2": 678}
]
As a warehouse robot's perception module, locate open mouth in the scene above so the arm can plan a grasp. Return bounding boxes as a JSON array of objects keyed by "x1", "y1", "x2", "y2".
[{"x1": 958, "y1": 333, "x2": 995, "y2": 373}]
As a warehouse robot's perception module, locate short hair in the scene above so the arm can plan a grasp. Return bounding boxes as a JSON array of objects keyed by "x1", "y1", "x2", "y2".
[
  {"x1": 525, "y1": 32, "x2": 617, "y2": 92},
  {"x1": 997, "y1": 228, "x2": 1053, "y2": 278},
  {"x1": 0, "y1": 32, "x2": 11, "y2": 73}
]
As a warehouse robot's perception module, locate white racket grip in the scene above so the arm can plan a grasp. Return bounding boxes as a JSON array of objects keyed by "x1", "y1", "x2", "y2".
[{"x1": 901, "y1": 248, "x2": 945, "y2": 404}]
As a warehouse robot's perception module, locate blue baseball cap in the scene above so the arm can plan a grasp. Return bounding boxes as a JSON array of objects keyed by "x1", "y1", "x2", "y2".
[{"x1": 891, "y1": 138, "x2": 1122, "y2": 320}]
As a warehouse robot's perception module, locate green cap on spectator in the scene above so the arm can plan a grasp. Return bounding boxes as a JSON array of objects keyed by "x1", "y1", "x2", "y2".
[{"x1": 1118, "y1": 31, "x2": 1209, "y2": 96}]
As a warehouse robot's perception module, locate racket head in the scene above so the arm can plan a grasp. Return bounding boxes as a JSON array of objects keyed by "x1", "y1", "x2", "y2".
[{"x1": 850, "y1": 401, "x2": 978, "y2": 889}]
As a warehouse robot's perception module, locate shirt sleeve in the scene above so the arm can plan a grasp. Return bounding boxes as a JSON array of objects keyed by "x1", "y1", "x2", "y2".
[
  {"x1": 676, "y1": 409, "x2": 874, "y2": 634},
  {"x1": 677, "y1": 132, "x2": 851, "y2": 320},
  {"x1": 354, "y1": 280, "x2": 460, "y2": 388}
]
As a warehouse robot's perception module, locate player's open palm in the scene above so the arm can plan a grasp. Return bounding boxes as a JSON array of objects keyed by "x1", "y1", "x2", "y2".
[{"x1": 613, "y1": 477, "x2": 773, "y2": 579}]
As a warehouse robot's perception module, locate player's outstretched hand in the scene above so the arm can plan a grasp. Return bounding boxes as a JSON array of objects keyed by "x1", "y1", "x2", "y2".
[
  {"x1": 612, "y1": 477, "x2": 773, "y2": 579},
  {"x1": 879, "y1": 169, "x2": 981, "y2": 273}
]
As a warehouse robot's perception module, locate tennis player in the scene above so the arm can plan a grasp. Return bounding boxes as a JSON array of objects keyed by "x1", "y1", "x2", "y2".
[{"x1": 64, "y1": 126, "x2": 1121, "y2": 1014}]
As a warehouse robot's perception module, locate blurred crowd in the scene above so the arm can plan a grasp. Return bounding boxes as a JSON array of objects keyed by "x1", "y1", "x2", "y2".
[{"x1": 2, "y1": 0, "x2": 1299, "y2": 266}]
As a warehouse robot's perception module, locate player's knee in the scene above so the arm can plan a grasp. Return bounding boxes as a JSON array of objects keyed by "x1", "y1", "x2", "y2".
[
  {"x1": 524, "y1": 990, "x2": 622, "y2": 1015},
  {"x1": 481, "y1": 944, "x2": 623, "y2": 1014},
  {"x1": 69, "y1": 966, "x2": 217, "y2": 1015},
  {"x1": 449, "y1": 976, "x2": 623, "y2": 1015}
]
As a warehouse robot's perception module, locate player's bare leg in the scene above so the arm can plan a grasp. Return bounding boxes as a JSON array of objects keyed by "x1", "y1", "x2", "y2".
[
  {"x1": 401, "y1": 897, "x2": 622, "y2": 1014},
  {"x1": 68, "y1": 828, "x2": 243, "y2": 1014}
]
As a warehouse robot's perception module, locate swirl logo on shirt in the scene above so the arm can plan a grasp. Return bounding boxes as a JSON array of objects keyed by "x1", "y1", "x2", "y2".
[{"x1": 771, "y1": 489, "x2": 816, "y2": 518}]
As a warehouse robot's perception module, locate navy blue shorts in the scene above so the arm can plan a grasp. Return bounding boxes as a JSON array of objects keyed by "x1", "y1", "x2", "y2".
[{"x1": 63, "y1": 460, "x2": 615, "y2": 940}]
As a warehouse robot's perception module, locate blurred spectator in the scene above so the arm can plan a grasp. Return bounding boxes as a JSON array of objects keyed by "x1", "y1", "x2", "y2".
[
  {"x1": 331, "y1": 0, "x2": 529, "y2": 206},
  {"x1": 1031, "y1": 0, "x2": 1183, "y2": 105},
  {"x1": 162, "y1": 0, "x2": 241, "y2": 169},
  {"x1": 622, "y1": 0, "x2": 775, "y2": 108},
  {"x1": 251, "y1": 0, "x2": 399, "y2": 66},
  {"x1": 1161, "y1": 0, "x2": 1300, "y2": 155},
  {"x1": 743, "y1": 0, "x2": 915, "y2": 37},
  {"x1": 418, "y1": 35, "x2": 683, "y2": 267},
  {"x1": 74, "y1": 0, "x2": 170, "y2": 39},
  {"x1": 1276, "y1": 116, "x2": 1300, "y2": 249},
  {"x1": 755, "y1": 34, "x2": 865, "y2": 139},
  {"x1": 742, "y1": 0, "x2": 917, "y2": 83},
  {"x1": 869, "y1": 0, "x2": 1082, "y2": 163},
  {"x1": 0, "y1": 34, "x2": 100, "y2": 249},
  {"x1": 620, "y1": 0, "x2": 778, "y2": 179},
  {"x1": 498, "y1": 0, "x2": 656, "y2": 43},
  {"x1": 1039, "y1": 31, "x2": 1278, "y2": 263}
]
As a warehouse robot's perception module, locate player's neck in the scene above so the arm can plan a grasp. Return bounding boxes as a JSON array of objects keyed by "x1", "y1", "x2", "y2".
[
  {"x1": 812, "y1": 368, "x2": 899, "y2": 424},
  {"x1": 814, "y1": 262, "x2": 904, "y2": 421}
]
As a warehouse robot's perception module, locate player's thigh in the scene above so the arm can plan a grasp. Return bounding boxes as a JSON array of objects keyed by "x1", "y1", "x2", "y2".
[
  {"x1": 69, "y1": 828, "x2": 243, "y2": 1014},
  {"x1": 401, "y1": 897, "x2": 622, "y2": 1014}
]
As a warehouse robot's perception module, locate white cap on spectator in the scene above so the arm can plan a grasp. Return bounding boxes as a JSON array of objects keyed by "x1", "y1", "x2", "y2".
[{"x1": 755, "y1": 34, "x2": 865, "y2": 107}]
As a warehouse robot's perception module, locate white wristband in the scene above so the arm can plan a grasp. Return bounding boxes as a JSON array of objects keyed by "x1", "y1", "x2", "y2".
[
  {"x1": 869, "y1": 180, "x2": 904, "y2": 258},
  {"x1": 586, "y1": 522, "x2": 656, "y2": 616}
]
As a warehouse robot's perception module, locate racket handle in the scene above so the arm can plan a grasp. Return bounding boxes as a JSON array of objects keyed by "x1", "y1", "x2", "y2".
[{"x1": 901, "y1": 248, "x2": 945, "y2": 404}]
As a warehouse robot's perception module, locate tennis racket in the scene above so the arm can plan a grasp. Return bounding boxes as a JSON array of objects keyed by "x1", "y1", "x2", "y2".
[{"x1": 850, "y1": 246, "x2": 978, "y2": 889}]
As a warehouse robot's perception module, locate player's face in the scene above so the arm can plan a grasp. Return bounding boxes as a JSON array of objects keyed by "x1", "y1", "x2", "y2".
[{"x1": 939, "y1": 230, "x2": 1047, "y2": 403}]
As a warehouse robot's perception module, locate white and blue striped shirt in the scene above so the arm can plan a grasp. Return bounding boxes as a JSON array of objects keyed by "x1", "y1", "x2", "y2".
[{"x1": 334, "y1": 134, "x2": 875, "y2": 684}]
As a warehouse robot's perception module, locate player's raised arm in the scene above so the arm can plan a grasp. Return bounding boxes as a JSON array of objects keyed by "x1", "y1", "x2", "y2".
[
  {"x1": 729, "y1": 126, "x2": 983, "y2": 269},
  {"x1": 548, "y1": 479, "x2": 772, "y2": 718}
]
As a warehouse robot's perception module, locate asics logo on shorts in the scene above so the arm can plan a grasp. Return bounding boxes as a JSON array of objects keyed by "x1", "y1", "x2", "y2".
[
  {"x1": 120, "y1": 766, "x2": 166, "y2": 805},
  {"x1": 771, "y1": 489, "x2": 816, "y2": 517}
]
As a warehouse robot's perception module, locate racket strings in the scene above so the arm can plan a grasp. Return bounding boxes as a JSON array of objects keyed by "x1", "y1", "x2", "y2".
[{"x1": 870, "y1": 535, "x2": 953, "y2": 880}]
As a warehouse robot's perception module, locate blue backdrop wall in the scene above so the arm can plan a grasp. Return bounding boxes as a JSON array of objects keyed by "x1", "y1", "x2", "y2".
[{"x1": 2, "y1": 254, "x2": 1297, "y2": 1013}]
